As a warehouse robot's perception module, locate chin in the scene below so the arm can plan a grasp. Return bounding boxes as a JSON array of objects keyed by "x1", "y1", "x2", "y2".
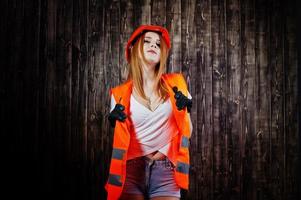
[
  {"x1": 148, "y1": 61, "x2": 159, "y2": 66},
  {"x1": 146, "y1": 58, "x2": 160, "y2": 65}
]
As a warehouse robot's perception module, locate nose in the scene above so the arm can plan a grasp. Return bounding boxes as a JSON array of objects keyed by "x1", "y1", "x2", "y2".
[{"x1": 150, "y1": 43, "x2": 157, "y2": 48}]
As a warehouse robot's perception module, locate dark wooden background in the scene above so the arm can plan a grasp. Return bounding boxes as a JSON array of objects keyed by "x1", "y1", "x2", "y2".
[{"x1": 1, "y1": 0, "x2": 299, "y2": 200}]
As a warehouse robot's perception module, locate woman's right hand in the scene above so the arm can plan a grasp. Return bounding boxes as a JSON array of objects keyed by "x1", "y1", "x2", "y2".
[
  {"x1": 108, "y1": 104, "x2": 127, "y2": 128},
  {"x1": 172, "y1": 87, "x2": 192, "y2": 113}
]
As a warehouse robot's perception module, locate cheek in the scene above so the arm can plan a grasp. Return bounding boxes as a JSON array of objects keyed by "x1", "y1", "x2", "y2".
[
  {"x1": 143, "y1": 48, "x2": 147, "y2": 56},
  {"x1": 155, "y1": 51, "x2": 161, "y2": 61},
  {"x1": 157, "y1": 51, "x2": 161, "y2": 58}
]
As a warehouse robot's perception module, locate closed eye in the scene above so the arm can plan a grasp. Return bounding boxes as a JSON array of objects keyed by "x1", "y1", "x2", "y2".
[{"x1": 144, "y1": 40, "x2": 160, "y2": 47}]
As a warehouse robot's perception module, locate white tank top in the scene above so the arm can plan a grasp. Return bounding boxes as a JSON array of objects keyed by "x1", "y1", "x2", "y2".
[{"x1": 110, "y1": 92, "x2": 192, "y2": 165}]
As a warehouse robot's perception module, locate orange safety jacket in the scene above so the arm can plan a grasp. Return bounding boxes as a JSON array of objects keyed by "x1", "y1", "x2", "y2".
[{"x1": 105, "y1": 73, "x2": 191, "y2": 200}]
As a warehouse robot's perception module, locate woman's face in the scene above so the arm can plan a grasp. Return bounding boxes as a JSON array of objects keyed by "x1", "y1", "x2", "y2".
[{"x1": 142, "y1": 31, "x2": 161, "y2": 65}]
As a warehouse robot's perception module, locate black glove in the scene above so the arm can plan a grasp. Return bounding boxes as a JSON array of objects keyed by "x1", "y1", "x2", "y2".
[
  {"x1": 172, "y1": 87, "x2": 192, "y2": 113},
  {"x1": 108, "y1": 103, "x2": 127, "y2": 128}
]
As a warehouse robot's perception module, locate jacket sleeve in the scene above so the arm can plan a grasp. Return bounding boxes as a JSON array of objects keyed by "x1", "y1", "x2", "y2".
[
  {"x1": 176, "y1": 73, "x2": 191, "y2": 98},
  {"x1": 178, "y1": 74, "x2": 193, "y2": 134}
]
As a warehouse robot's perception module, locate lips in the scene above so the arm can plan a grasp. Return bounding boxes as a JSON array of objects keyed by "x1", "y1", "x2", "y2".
[{"x1": 147, "y1": 50, "x2": 157, "y2": 54}]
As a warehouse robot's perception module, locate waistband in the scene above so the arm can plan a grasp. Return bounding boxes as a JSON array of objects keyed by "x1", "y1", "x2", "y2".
[{"x1": 127, "y1": 155, "x2": 174, "y2": 168}]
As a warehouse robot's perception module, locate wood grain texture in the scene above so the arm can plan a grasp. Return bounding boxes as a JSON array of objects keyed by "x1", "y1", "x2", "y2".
[{"x1": 1, "y1": 0, "x2": 298, "y2": 200}]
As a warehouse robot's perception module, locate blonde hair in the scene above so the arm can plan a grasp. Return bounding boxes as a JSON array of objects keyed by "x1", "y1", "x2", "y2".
[{"x1": 127, "y1": 32, "x2": 170, "y2": 102}]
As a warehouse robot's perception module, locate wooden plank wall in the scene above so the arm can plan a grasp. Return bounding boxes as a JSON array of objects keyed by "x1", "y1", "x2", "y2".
[{"x1": 1, "y1": 0, "x2": 299, "y2": 199}]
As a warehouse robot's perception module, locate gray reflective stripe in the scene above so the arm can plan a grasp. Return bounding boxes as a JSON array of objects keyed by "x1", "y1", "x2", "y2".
[
  {"x1": 181, "y1": 136, "x2": 189, "y2": 148},
  {"x1": 176, "y1": 162, "x2": 190, "y2": 174},
  {"x1": 112, "y1": 148, "x2": 125, "y2": 160},
  {"x1": 108, "y1": 174, "x2": 122, "y2": 186}
]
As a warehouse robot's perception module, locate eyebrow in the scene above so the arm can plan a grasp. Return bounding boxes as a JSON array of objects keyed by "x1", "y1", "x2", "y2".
[{"x1": 145, "y1": 36, "x2": 160, "y2": 42}]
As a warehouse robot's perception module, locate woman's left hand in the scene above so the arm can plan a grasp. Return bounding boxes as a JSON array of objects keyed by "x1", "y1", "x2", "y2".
[{"x1": 172, "y1": 87, "x2": 192, "y2": 113}]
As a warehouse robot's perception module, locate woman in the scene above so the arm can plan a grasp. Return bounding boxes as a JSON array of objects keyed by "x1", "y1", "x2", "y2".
[{"x1": 105, "y1": 25, "x2": 193, "y2": 200}]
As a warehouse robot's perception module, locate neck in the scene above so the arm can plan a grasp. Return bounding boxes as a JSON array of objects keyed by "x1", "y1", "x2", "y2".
[{"x1": 141, "y1": 63, "x2": 156, "y2": 87}]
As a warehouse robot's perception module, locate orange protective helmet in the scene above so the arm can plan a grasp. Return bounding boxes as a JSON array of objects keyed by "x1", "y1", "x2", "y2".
[{"x1": 125, "y1": 25, "x2": 171, "y2": 63}]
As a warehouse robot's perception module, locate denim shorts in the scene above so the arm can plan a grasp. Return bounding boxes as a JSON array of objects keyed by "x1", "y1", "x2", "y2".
[{"x1": 121, "y1": 156, "x2": 181, "y2": 198}]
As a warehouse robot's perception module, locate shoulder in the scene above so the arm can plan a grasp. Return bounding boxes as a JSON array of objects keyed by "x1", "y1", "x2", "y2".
[
  {"x1": 110, "y1": 79, "x2": 132, "y2": 96},
  {"x1": 162, "y1": 72, "x2": 184, "y2": 80},
  {"x1": 162, "y1": 72, "x2": 187, "y2": 87}
]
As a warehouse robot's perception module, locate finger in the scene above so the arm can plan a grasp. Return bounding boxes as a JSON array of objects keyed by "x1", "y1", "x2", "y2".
[
  {"x1": 118, "y1": 112, "x2": 127, "y2": 121},
  {"x1": 174, "y1": 91, "x2": 182, "y2": 99},
  {"x1": 180, "y1": 94, "x2": 187, "y2": 101},
  {"x1": 116, "y1": 104, "x2": 125, "y2": 111},
  {"x1": 176, "y1": 99, "x2": 185, "y2": 110},
  {"x1": 109, "y1": 112, "x2": 118, "y2": 120},
  {"x1": 181, "y1": 96, "x2": 189, "y2": 107},
  {"x1": 187, "y1": 106, "x2": 191, "y2": 113},
  {"x1": 179, "y1": 98, "x2": 186, "y2": 109},
  {"x1": 118, "y1": 115, "x2": 124, "y2": 121},
  {"x1": 178, "y1": 95, "x2": 186, "y2": 104},
  {"x1": 187, "y1": 100, "x2": 192, "y2": 112},
  {"x1": 187, "y1": 99, "x2": 192, "y2": 107},
  {"x1": 121, "y1": 113, "x2": 127, "y2": 121}
]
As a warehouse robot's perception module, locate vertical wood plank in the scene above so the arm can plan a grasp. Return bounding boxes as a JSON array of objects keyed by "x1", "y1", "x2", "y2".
[
  {"x1": 140, "y1": 0, "x2": 151, "y2": 25},
  {"x1": 166, "y1": 0, "x2": 181, "y2": 72},
  {"x1": 283, "y1": 0, "x2": 298, "y2": 199},
  {"x1": 55, "y1": 0, "x2": 74, "y2": 197},
  {"x1": 240, "y1": 0, "x2": 256, "y2": 199},
  {"x1": 269, "y1": 0, "x2": 285, "y2": 199},
  {"x1": 44, "y1": 0, "x2": 57, "y2": 196},
  {"x1": 194, "y1": 0, "x2": 212, "y2": 199},
  {"x1": 226, "y1": 0, "x2": 241, "y2": 199},
  {"x1": 119, "y1": 0, "x2": 134, "y2": 82},
  {"x1": 150, "y1": 0, "x2": 166, "y2": 26},
  {"x1": 254, "y1": 0, "x2": 270, "y2": 199},
  {"x1": 70, "y1": 0, "x2": 86, "y2": 198},
  {"x1": 211, "y1": 0, "x2": 227, "y2": 198},
  {"x1": 181, "y1": 0, "x2": 196, "y2": 198},
  {"x1": 35, "y1": 0, "x2": 47, "y2": 196},
  {"x1": 78, "y1": 1, "x2": 89, "y2": 197},
  {"x1": 88, "y1": 0, "x2": 106, "y2": 199}
]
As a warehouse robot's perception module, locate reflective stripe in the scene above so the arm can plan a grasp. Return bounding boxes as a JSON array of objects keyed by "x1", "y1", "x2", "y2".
[
  {"x1": 181, "y1": 136, "x2": 189, "y2": 148},
  {"x1": 176, "y1": 161, "x2": 189, "y2": 174},
  {"x1": 112, "y1": 148, "x2": 125, "y2": 160},
  {"x1": 108, "y1": 174, "x2": 122, "y2": 186}
]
